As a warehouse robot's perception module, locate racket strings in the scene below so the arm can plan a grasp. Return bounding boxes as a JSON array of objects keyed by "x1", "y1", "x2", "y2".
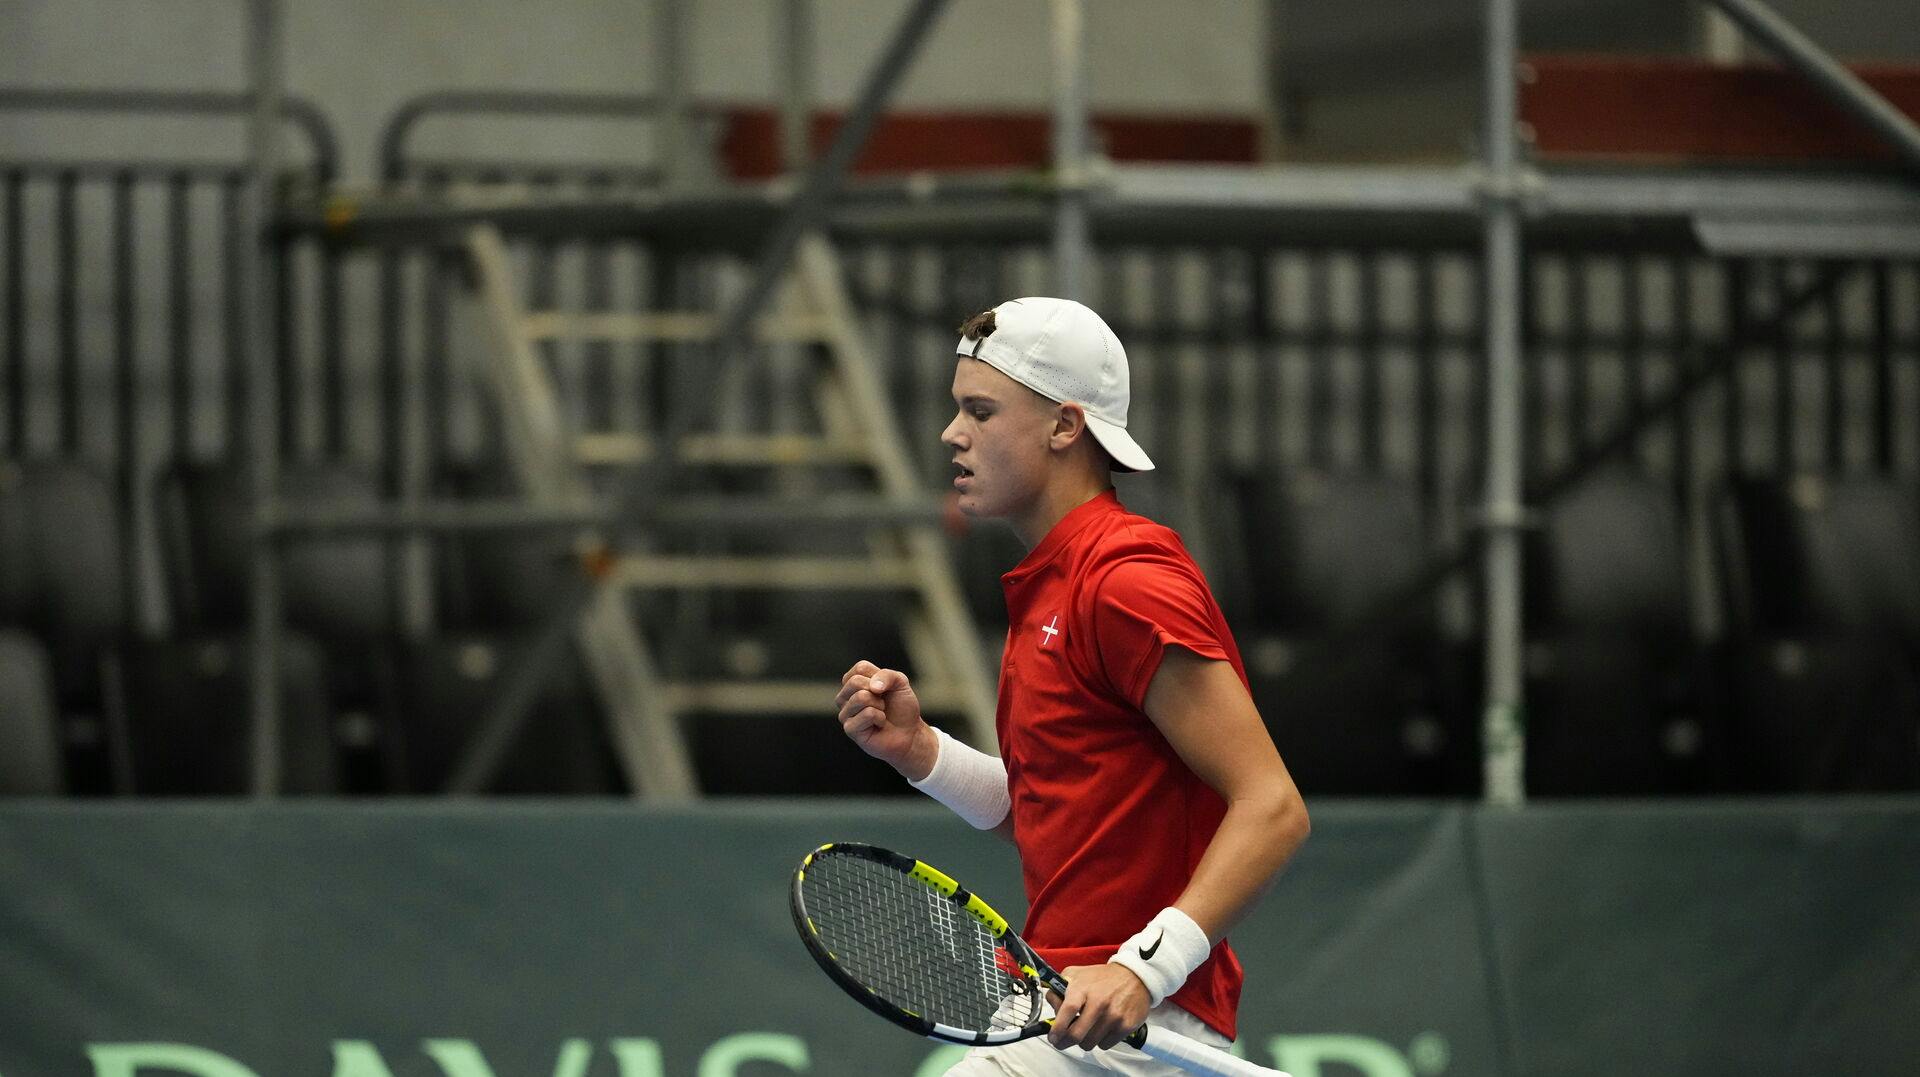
[
  {"x1": 923, "y1": 888, "x2": 1021, "y2": 1027},
  {"x1": 803, "y1": 853, "x2": 1038, "y2": 1033}
]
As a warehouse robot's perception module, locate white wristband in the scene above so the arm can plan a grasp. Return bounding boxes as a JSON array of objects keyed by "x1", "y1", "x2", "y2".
[
  {"x1": 908, "y1": 727, "x2": 1010, "y2": 830},
  {"x1": 1108, "y1": 906, "x2": 1211, "y2": 1007}
]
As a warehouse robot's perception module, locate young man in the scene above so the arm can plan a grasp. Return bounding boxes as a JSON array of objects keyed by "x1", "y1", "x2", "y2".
[{"x1": 835, "y1": 297, "x2": 1309, "y2": 1075}]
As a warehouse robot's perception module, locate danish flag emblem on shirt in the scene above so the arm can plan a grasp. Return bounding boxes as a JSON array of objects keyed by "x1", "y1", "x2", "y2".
[{"x1": 1040, "y1": 614, "x2": 1061, "y2": 647}]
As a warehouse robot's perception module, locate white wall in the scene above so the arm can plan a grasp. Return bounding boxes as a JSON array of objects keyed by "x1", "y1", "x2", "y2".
[
  {"x1": 5, "y1": 1, "x2": 1919, "y2": 175},
  {"x1": 2, "y1": 1, "x2": 1266, "y2": 181}
]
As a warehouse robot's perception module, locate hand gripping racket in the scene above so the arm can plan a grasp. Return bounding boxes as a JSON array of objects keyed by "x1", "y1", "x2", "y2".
[{"x1": 790, "y1": 842, "x2": 1289, "y2": 1077}]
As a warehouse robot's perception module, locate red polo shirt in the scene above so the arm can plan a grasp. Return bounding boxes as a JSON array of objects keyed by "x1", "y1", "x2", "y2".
[{"x1": 996, "y1": 489, "x2": 1247, "y2": 1041}]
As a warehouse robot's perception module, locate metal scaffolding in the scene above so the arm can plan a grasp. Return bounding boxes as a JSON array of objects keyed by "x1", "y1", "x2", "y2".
[{"x1": 237, "y1": 0, "x2": 1920, "y2": 801}]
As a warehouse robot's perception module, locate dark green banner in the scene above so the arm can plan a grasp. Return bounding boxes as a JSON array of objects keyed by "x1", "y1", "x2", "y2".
[{"x1": 0, "y1": 800, "x2": 1913, "y2": 1076}]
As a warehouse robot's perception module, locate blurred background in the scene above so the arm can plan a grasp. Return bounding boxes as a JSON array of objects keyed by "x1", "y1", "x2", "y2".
[
  {"x1": 2, "y1": 2, "x2": 1918, "y2": 1074},
  {"x1": 4, "y1": 0, "x2": 1920, "y2": 801}
]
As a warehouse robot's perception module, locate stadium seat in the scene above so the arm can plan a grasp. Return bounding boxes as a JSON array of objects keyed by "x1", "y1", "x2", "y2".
[
  {"x1": 432, "y1": 458, "x2": 573, "y2": 631},
  {"x1": 1523, "y1": 633, "x2": 1712, "y2": 795},
  {"x1": 157, "y1": 460, "x2": 403, "y2": 778},
  {"x1": 1722, "y1": 475, "x2": 1920, "y2": 637},
  {"x1": 1523, "y1": 473, "x2": 1715, "y2": 795},
  {"x1": 1715, "y1": 476, "x2": 1920, "y2": 791},
  {"x1": 158, "y1": 461, "x2": 394, "y2": 640},
  {"x1": 391, "y1": 632, "x2": 618, "y2": 794},
  {"x1": 0, "y1": 459, "x2": 127, "y2": 691},
  {"x1": 1726, "y1": 636, "x2": 1920, "y2": 792},
  {"x1": 0, "y1": 630, "x2": 63, "y2": 794},
  {"x1": 1220, "y1": 468, "x2": 1465, "y2": 795},
  {"x1": 119, "y1": 633, "x2": 338, "y2": 795},
  {"x1": 688, "y1": 711, "x2": 918, "y2": 796},
  {"x1": 0, "y1": 460, "x2": 134, "y2": 791}
]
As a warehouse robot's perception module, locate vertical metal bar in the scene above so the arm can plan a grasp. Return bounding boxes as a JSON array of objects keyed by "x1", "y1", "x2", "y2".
[
  {"x1": 1251, "y1": 247, "x2": 1280, "y2": 467},
  {"x1": 703, "y1": 0, "x2": 953, "y2": 374},
  {"x1": 396, "y1": 244, "x2": 432, "y2": 640},
  {"x1": 584, "y1": 178, "x2": 616, "y2": 435},
  {"x1": 1669, "y1": 255, "x2": 1695, "y2": 503},
  {"x1": 1870, "y1": 262, "x2": 1892, "y2": 473},
  {"x1": 168, "y1": 173, "x2": 194, "y2": 463},
  {"x1": 1566, "y1": 252, "x2": 1590, "y2": 458},
  {"x1": 1149, "y1": 250, "x2": 1178, "y2": 478},
  {"x1": 528, "y1": 237, "x2": 564, "y2": 427},
  {"x1": 56, "y1": 171, "x2": 79, "y2": 456},
  {"x1": 221, "y1": 173, "x2": 247, "y2": 457},
  {"x1": 5, "y1": 171, "x2": 24, "y2": 456},
  {"x1": 1723, "y1": 260, "x2": 1747, "y2": 475},
  {"x1": 319, "y1": 236, "x2": 345, "y2": 460},
  {"x1": 1210, "y1": 247, "x2": 1245, "y2": 477},
  {"x1": 657, "y1": 0, "x2": 689, "y2": 193},
  {"x1": 1415, "y1": 249, "x2": 1439, "y2": 520},
  {"x1": 1518, "y1": 247, "x2": 1540, "y2": 472},
  {"x1": 379, "y1": 251, "x2": 405, "y2": 488},
  {"x1": 424, "y1": 211, "x2": 452, "y2": 470},
  {"x1": 780, "y1": 0, "x2": 815, "y2": 173},
  {"x1": 1263, "y1": 0, "x2": 1292, "y2": 160},
  {"x1": 884, "y1": 244, "x2": 914, "y2": 462},
  {"x1": 1821, "y1": 260, "x2": 1844, "y2": 472},
  {"x1": 424, "y1": 169, "x2": 455, "y2": 465},
  {"x1": 1480, "y1": 0, "x2": 1527, "y2": 806},
  {"x1": 1771, "y1": 259, "x2": 1794, "y2": 473},
  {"x1": 1306, "y1": 250, "x2": 1332, "y2": 468},
  {"x1": 1358, "y1": 248, "x2": 1383, "y2": 471},
  {"x1": 113, "y1": 172, "x2": 139, "y2": 632},
  {"x1": 1051, "y1": 0, "x2": 1091, "y2": 301},
  {"x1": 1912, "y1": 261, "x2": 1920, "y2": 476},
  {"x1": 276, "y1": 236, "x2": 297, "y2": 461},
  {"x1": 245, "y1": 0, "x2": 286, "y2": 797},
  {"x1": 1621, "y1": 252, "x2": 1646, "y2": 469},
  {"x1": 644, "y1": 245, "x2": 676, "y2": 440}
]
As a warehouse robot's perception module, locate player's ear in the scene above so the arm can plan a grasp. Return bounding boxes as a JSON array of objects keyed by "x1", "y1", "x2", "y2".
[{"x1": 1051, "y1": 402, "x2": 1089, "y2": 450}]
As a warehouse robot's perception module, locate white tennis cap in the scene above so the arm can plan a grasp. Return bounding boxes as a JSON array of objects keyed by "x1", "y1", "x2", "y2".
[{"x1": 954, "y1": 297, "x2": 1154, "y2": 473}]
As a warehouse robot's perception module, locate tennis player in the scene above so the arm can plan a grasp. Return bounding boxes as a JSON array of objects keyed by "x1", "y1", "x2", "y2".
[{"x1": 835, "y1": 297, "x2": 1310, "y2": 1074}]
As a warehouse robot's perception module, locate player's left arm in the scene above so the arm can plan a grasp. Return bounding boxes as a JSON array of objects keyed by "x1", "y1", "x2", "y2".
[
  {"x1": 1051, "y1": 646, "x2": 1308, "y2": 1051},
  {"x1": 1146, "y1": 645, "x2": 1310, "y2": 940}
]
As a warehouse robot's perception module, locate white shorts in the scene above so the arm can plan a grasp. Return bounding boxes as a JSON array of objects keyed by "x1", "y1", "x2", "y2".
[{"x1": 941, "y1": 1000, "x2": 1233, "y2": 1077}]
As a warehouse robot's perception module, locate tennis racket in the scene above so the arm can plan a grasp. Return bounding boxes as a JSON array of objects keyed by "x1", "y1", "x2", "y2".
[{"x1": 790, "y1": 842, "x2": 1288, "y2": 1077}]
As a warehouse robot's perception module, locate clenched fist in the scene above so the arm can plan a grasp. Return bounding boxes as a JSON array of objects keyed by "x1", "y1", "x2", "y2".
[{"x1": 835, "y1": 660, "x2": 938, "y2": 780}]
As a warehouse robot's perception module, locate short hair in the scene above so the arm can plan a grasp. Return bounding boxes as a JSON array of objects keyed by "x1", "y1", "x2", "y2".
[{"x1": 958, "y1": 308, "x2": 997, "y2": 343}]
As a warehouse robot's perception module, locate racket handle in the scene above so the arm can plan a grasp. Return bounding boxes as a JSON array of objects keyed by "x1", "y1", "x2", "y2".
[{"x1": 1135, "y1": 1024, "x2": 1291, "y2": 1077}]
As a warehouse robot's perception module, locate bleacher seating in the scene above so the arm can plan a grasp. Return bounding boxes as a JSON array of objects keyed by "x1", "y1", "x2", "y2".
[
  {"x1": 1523, "y1": 471, "x2": 1716, "y2": 795},
  {"x1": 391, "y1": 632, "x2": 617, "y2": 795},
  {"x1": 1218, "y1": 468, "x2": 1470, "y2": 796},
  {"x1": 0, "y1": 460, "x2": 129, "y2": 792},
  {"x1": 120, "y1": 633, "x2": 338, "y2": 794},
  {"x1": 432, "y1": 458, "x2": 573, "y2": 633},
  {"x1": 0, "y1": 629, "x2": 62, "y2": 794},
  {"x1": 1716, "y1": 475, "x2": 1920, "y2": 791}
]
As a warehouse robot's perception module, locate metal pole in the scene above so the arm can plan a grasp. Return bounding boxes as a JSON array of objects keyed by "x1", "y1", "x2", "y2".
[
  {"x1": 1711, "y1": 0, "x2": 1920, "y2": 176},
  {"x1": 779, "y1": 0, "x2": 814, "y2": 174},
  {"x1": 1263, "y1": 0, "x2": 1291, "y2": 160},
  {"x1": 244, "y1": 0, "x2": 285, "y2": 796},
  {"x1": 1050, "y1": 0, "x2": 1091, "y2": 301},
  {"x1": 657, "y1": 0, "x2": 689, "y2": 192},
  {"x1": 677, "y1": 0, "x2": 952, "y2": 456},
  {"x1": 1480, "y1": 0, "x2": 1526, "y2": 806}
]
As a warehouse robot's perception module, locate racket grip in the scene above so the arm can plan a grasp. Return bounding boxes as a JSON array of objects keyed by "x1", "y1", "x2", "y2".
[{"x1": 1135, "y1": 1024, "x2": 1291, "y2": 1077}]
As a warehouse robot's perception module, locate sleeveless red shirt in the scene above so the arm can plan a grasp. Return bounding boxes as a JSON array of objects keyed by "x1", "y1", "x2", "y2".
[{"x1": 996, "y1": 490, "x2": 1246, "y2": 1041}]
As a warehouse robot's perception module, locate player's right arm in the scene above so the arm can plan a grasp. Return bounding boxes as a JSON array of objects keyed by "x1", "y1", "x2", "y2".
[{"x1": 836, "y1": 660, "x2": 1013, "y2": 838}]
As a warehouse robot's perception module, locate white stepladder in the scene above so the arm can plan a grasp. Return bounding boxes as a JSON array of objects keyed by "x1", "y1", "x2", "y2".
[{"x1": 463, "y1": 223, "x2": 996, "y2": 799}]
